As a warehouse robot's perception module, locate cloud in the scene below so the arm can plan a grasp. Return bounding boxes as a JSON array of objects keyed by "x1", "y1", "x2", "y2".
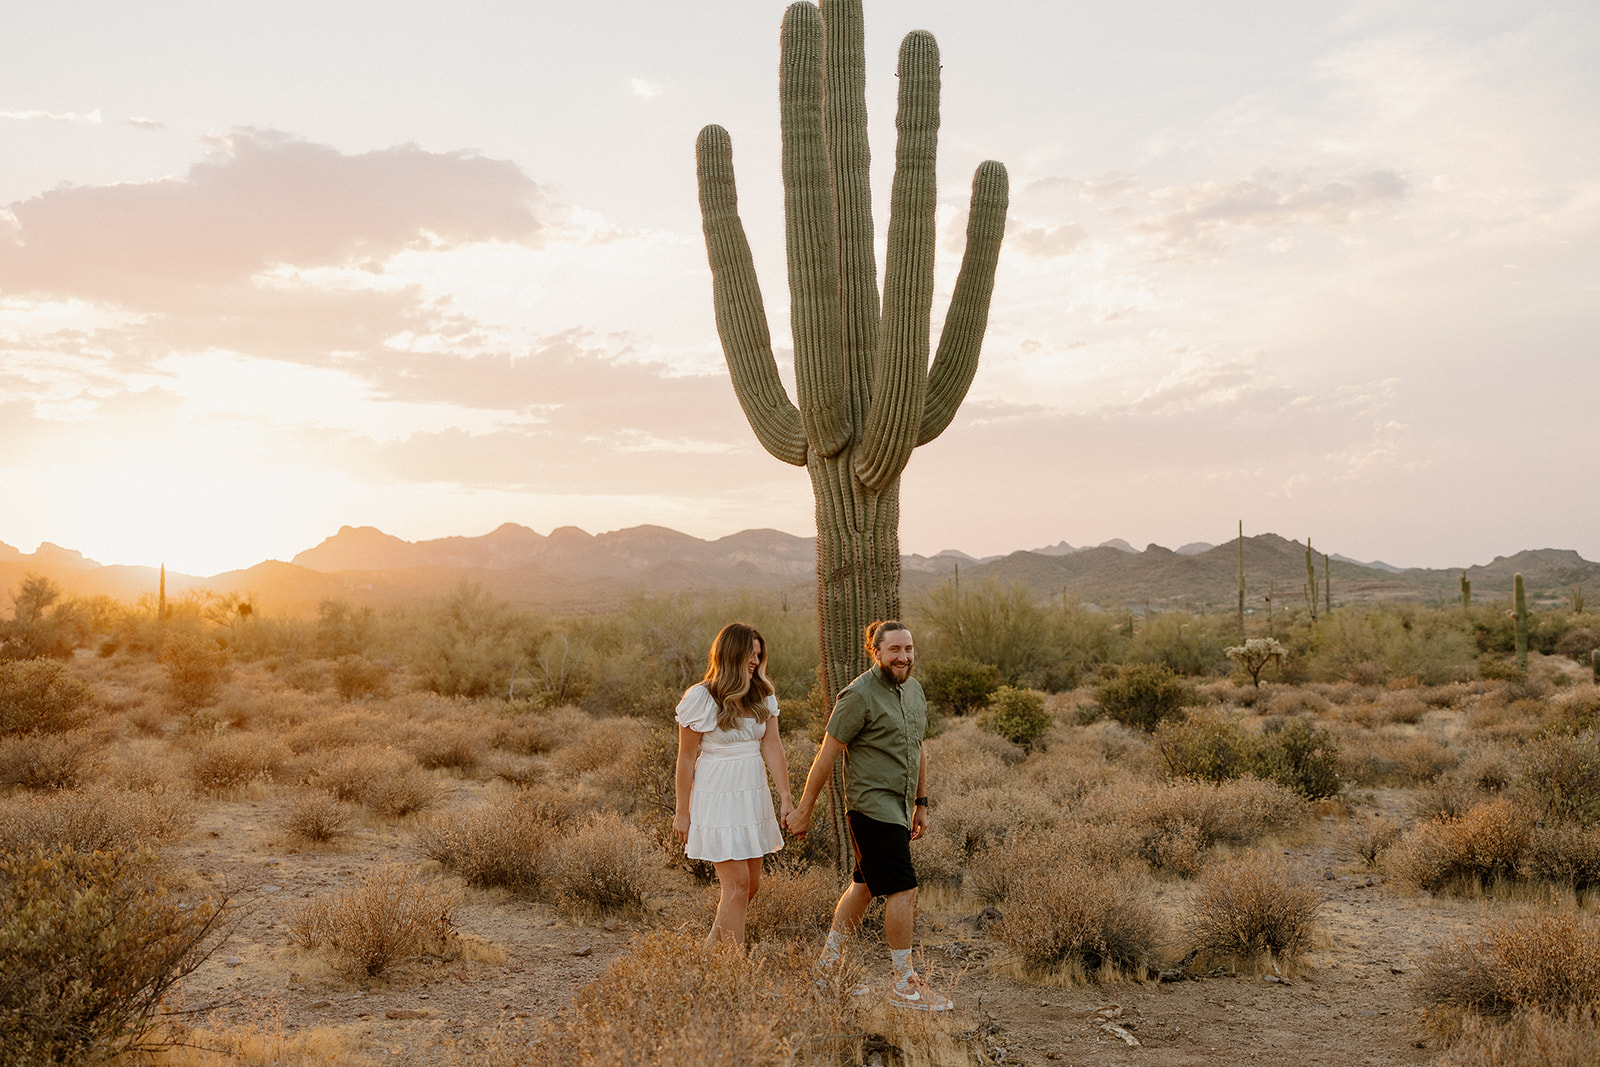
[
  {"x1": 0, "y1": 128, "x2": 552, "y2": 306},
  {"x1": 1135, "y1": 169, "x2": 1408, "y2": 253},
  {"x1": 1024, "y1": 173, "x2": 1139, "y2": 201},
  {"x1": 0, "y1": 108, "x2": 102, "y2": 123},
  {"x1": 128, "y1": 116, "x2": 164, "y2": 131},
  {"x1": 630, "y1": 78, "x2": 663, "y2": 99},
  {"x1": 1006, "y1": 221, "x2": 1088, "y2": 259}
]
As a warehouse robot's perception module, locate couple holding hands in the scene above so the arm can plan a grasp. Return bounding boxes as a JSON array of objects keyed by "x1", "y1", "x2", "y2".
[{"x1": 672, "y1": 619, "x2": 950, "y2": 1013}]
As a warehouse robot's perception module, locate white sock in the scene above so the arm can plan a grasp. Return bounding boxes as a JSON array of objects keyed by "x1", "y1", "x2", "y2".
[
  {"x1": 819, "y1": 929, "x2": 847, "y2": 967},
  {"x1": 891, "y1": 947, "x2": 914, "y2": 985}
]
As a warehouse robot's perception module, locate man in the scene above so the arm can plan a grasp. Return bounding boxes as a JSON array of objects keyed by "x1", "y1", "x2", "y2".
[{"x1": 784, "y1": 620, "x2": 950, "y2": 1012}]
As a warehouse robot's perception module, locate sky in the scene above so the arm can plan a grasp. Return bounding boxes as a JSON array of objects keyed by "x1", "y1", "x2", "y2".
[{"x1": 2, "y1": 0, "x2": 1596, "y2": 577}]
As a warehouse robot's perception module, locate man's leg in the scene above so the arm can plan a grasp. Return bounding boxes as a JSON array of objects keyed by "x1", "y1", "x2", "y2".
[
  {"x1": 883, "y1": 886, "x2": 951, "y2": 1011},
  {"x1": 818, "y1": 880, "x2": 872, "y2": 970}
]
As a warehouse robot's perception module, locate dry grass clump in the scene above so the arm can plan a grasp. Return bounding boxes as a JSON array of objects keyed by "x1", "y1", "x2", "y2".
[
  {"x1": 284, "y1": 711, "x2": 389, "y2": 754},
  {"x1": 1182, "y1": 853, "x2": 1319, "y2": 969},
  {"x1": 989, "y1": 836, "x2": 1165, "y2": 982},
  {"x1": 689, "y1": 865, "x2": 840, "y2": 944},
  {"x1": 1088, "y1": 777, "x2": 1307, "y2": 875},
  {"x1": 403, "y1": 722, "x2": 484, "y2": 772},
  {"x1": 333, "y1": 655, "x2": 390, "y2": 702},
  {"x1": 288, "y1": 863, "x2": 460, "y2": 977},
  {"x1": 1525, "y1": 824, "x2": 1600, "y2": 899},
  {"x1": 309, "y1": 744, "x2": 441, "y2": 817},
  {"x1": 0, "y1": 845, "x2": 228, "y2": 1066},
  {"x1": 925, "y1": 725, "x2": 1020, "y2": 798},
  {"x1": 920, "y1": 785, "x2": 1050, "y2": 887},
  {"x1": 1375, "y1": 690, "x2": 1429, "y2": 725},
  {"x1": 1518, "y1": 733, "x2": 1600, "y2": 824},
  {"x1": 417, "y1": 786, "x2": 572, "y2": 894},
  {"x1": 966, "y1": 822, "x2": 1130, "y2": 905},
  {"x1": 0, "y1": 785, "x2": 193, "y2": 854},
  {"x1": 1264, "y1": 688, "x2": 1333, "y2": 719},
  {"x1": 489, "y1": 929, "x2": 865, "y2": 1066},
  {"x1": 544, "y1": 811, "x2": 663, "y2": 917},
  {"x1": 1417, "y1": 909, "x2": 1600, "y2": 1022},
  {"x1": 0, "y1": 657, "x2": 97, "y2": 734},
  {"x1": 281, "y1": 790, "x2": 356, "y2": 844},
  {"x1": 156, "y1": 1001, "x2": 376, "y2": 1067},
  {"x1": 1395, "y1": 797, "x2": 1534, "y2": 893},
  {"x1": 186, "y1": 732, "x2": 292, "y2": 795},
  {"x1": 0, "y1": 727, "x2": 103, "y2": 790},
  {"x1": 1435, "y1": 1008, "x2": 1600, "y2": 1067},
  {"x1": 552, "y1": 715, "x2": 647, "y2": 778},
  {"x1": 1340, "y1": 813, "x2": 1404, "y2": 870}
]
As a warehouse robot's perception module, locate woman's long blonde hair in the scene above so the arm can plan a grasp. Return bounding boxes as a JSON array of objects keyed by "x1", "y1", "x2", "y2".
[{"x1": 701, "y1": 622, "x2": 775, "y2": 731}]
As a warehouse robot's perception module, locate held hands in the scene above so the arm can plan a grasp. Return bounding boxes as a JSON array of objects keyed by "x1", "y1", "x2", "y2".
[
  {"x1": 672, "y1": 810, "x2": 689, "y2": 845},
  {"x1": 783, "y1": 802, "x2": 812, "y2": 837}
]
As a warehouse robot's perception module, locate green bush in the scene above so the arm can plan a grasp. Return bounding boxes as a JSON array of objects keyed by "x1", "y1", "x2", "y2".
[
  {"x1": 1520, "y1": 734, "x2": 1600, "y2": 825},
  {"x1": 1092, "y1": 663, "x2": 1199, "y2": 732},
  {"x1": 0, "y1": 846, "x2": 227, "y2": 1065},
  {"x1": 0, "y1": 658, "x2": 96, "y2": 735},
  {"x1": 1152, "y1": 715, "x2": 1260, "y2": 783},
  {"x1": 921, "y1": 658, "x2": 1002, "y2": 715},
  {"x1": 158, "y1": 626, "x2": 232, "y2": 709},
  {"x1": 978, "y1": 686, "x2": 1052, "y2": 750},
  {"x1": 1257, "y1": 717, "x2": 1342, "y2": 800}
]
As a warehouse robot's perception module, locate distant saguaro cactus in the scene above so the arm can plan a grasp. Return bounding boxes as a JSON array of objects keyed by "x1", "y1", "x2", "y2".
[
  {"x1": 1236, "y1": 521, "x2": 1246, "y2": 640},
  {"x1": 1305, "y1": 539, "x2": 1317, "y2": 624},
  {"x1": 1513, "y1": 572, "x2": 1529, "y2": 671},
  {"x1": 695, "y1": 0, "x2": 1008, "y2": 700},
  {"x1": 1460, "y1": 571, "x2": 1471, "y2": 611}
]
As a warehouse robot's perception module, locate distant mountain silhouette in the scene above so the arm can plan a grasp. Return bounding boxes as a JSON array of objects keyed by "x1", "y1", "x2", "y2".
[{"x1": 2, "y1": 528, "x2": 1594, "y2": 618}]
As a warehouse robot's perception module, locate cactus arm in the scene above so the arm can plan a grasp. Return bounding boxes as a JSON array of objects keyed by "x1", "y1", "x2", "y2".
[
  {"x1": 821, "y1": 0, "x2": 877, "y2": 438},
  {"x1": 779, "y1": 3, "x2": 850, "y2": 458},
  {"x1": 854, "y1": 30, "x2": 940, "y2": 491},
  {"x1": 918, "y1": 160, "x2": 1008, "y2": 446},
  {"x1": 695, "y1": 124, "x2": 808, "y2": 467}
]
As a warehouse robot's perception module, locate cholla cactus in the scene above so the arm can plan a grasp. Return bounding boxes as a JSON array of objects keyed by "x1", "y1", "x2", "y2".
[
  {"x1": 695, "y1": 0, "x2": 1008, "y2": 700},
  {"x1": 1226, "y1": 637, "x2": 1287, "y2": 689}
]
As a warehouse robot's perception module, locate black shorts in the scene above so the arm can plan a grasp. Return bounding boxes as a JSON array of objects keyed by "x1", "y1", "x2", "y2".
[{"x1": 847, "y1": 810, "x2": 918, "y2": 897}]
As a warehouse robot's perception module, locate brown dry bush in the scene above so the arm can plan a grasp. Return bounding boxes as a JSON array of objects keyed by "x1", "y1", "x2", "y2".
[
  {"x1": 1263, "y1": 688, "x2": 1334, "y2": 719},
  {"x1": 0, "y1": 846, "x2": 229, "y2": 1066},
  {"x1": 416, "y1": 786, "x2": 571, "y2": 894},
  {"x1": 187, "y1": 732, "x2": 292, "y2": 795},
  {"x1": 0, "y1": 657, "x2": 97, "y2": 734},
  {"x1": 285, "y1": 710, "x2": 389, "y2": 754},
  {"x1": 1340, "y1": 814, "x2": 1404, "y2": 870},
  {"x1": 1436, "y1": 1008, "x2": 1600, "y2": 1067},
  {"x1": 1089, "y1": 777, "x2": 1307, "y2": 875},
  {"x1": 1395, "y1": 797, "x2": 1534, "y2": 892},
  {"x1": 1526, "y1": 824, "x2": 1600, "y2": 898},
  {"x1": 965, "y1": 821, "x2": 1131, "y2": 906},
  {"x1": 309, "y1": 744, "x2": 441, "y2": 817},
  {"x1": 0, "y1": 727, "x2": 103, "y2": 790},
  {"x1": 924, "y1": 724, "x2": 1019, "y2": 799},
  {"x1": 1183, "y1": 853, "x2": 1319, "y2": 968},
  {"x1": 552, "y1": 715, "x2": 647, "y2": 778},
  {"x1": 545, "y1": 811, "x2": 663, "y2": 917},
  {"x1": 688, "y1": 865, "x2": 841, "y2": 944},
  {"x1": 990, "y1": 837, "x2": 1165, "y2": 981},
  {"x1": 1021, "y1": 745, "x2": 1116, "y2": 805},
  {"x1": 281, "y1": 790, "x2": 356, "y2": 844},
  {"x1": 1418, "y1": 909, "x2": 1600, "y2": 1019},
  {"x1": 0, "y1": 785, "x2": 193, "y2": 855},
  {"x1": 1518, "y1": 733, "x2": 1600, "y2": 825},
  {"x1": 403, "y1": 722, "x2": 484, "y2": 773},
  {"x1": 289, "y1": 863, "x2": 459, "y2": 977},
  {"x1": 490, "y1": 929, "x2": 865, "y2": 1067},
  {"x1": 1375, "y1": 690, "x2": 1429, "y2": 725},
  {"x1": 333, "y1": 655, "x2": 390, "y2": 701}
]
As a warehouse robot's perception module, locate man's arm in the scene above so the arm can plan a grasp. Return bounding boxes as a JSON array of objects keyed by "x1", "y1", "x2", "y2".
[
  {"x1": 910, "y1": 742, "x2": 929, "y2": 840},
  {"x1": 784, "y1": 732, "x2": 845, "y2": 836}
]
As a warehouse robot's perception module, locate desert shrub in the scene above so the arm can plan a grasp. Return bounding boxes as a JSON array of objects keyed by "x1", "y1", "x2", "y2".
[
  {"x1": 1092, "y1": 663, "x2": 1198, "y2": 732},
  {"x1": 553, "y1": 715, "x2": 646, "y2": 778},
  {"x1": 917, "y1": 579, "x2": 1054, "y2": 685},
  {"x1": 966, "y1": 822, "x2": 1130, "y2": 905},
  {"x1": 920, "y1": 785, "x2": 1051, "y2": 890},
  {"x1": 1151, "y1": 715, "x2": 1259, "y2": 783},
  {"x1": 1264, "y1": 688, "x2": 1334, "y2": 718},
  {"x1": 0, "y1": 786, "x2": 193, "y2": 855},
  {"x1": 1395, "y1": 797, "x2": 1534, "y2": 892},
  {"x1": 406, "y1": 583, "x2": 543, "y2": 699},
  {"x1": 1310, "y1": 606, "x2": 1477, "y2": 685},
  {"x1": 1527, "y1": 824, "x2": 1600, "y2": 898},
  {"x1": 187, "y1": 732, "x2": 291, "y2": 795},
  {"x1": 925, "y1": 726, "x2": 1015, "y2": 799},
  {"x1": 1182, "y1": 854, "x2": 1319, "y2": 967},
  {"x1": 1127, "y1": 611, "x2": 1231, "y2": 676},
  {"x1": 0, "y1": 728, "x2": 102, "y2": 790},
  {"x1": 1340, "y1": 814, "x2": 1403, "y2": 870},
  {"x1": 921, "y1": 658, "x2": 1002, "y2": 715},
  {"x1": 1436, "y1": 1008, "x2": 1600, "y2": 1067},
  {"x1": 417, "y1": 787, "x2": 569, "y2": 894},
  {"x1": 404, "y1": 723, "x2": 483, "y2": 772},
  {"x1": 332, "y1": 655, "x2": 390, "y2": 702},
  {"x1": 741, "y1": 866, "x2": 839, "y2": 943},
  {"x1": 284, "y1": 710, "x2": 387, "y2": 754},
  {"x1": 1105, "y1": 777, "x2": 1308, "y2": 864},
  {"x1": 0, "y1": 657, "x2": 96, "y2": 735},
  {"x1": 1550, "y1": 685, "x2": 1600, "y2": 732},
  {"x1": 978, "y1": 685, "x2": 1052, "y2": 750},
  {"x1": 310, "y1": 744, "x2": 441, "y2": 817},
  {"x1": 1418, "y1": 909, "x2": 1600, "y2": 1018},
  {"x1": 509, "y1": 929, "x2": 863, "y2": 1067},
  {"x1": 281, "y1": 790, "x2": 355, "y2": 844},
  {"x1": 1256, "y1": 717, "x2": 1343, "y2": 799},
  {"x1": 159, "y1": 627, "x2": 233, "y2": 709},
  {"x1": 990, "y1": 837, "x2": 1164, "y2": 980},
  {"x1": 1519, "y1": 733, "x2": 1600, "y2": 825},
  {"x1": 0, "y1": 846, "x2": 227, "y2": 1065},
  {"x1": 545, "y1": 812, "x2": 662, "y2": 917},
  {"x1": 1556, "y1": 629, "x2": 1600, "y2": 664},
  {"x1": 288, "y1": 864, "x2": 459, "y2": 977}
]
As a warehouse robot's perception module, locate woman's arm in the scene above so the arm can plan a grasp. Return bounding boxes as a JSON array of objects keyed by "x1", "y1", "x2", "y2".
[
  {"x1": 672, "y1": 726, "x2": 703, "y2": 844},
  {"x1": 759, "y1": 716, "x2": 794, "y2": 820}
]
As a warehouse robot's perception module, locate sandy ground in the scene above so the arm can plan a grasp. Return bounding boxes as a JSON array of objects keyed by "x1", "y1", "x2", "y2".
[{"x1": 166, "y1": 779, "x2": 1485, "y2": 1067}]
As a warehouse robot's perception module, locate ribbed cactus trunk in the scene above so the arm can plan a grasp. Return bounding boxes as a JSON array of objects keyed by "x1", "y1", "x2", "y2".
[
  {"x1": 1236, "y1": 521, "x2": 1246, "y2": 640},
  {"x1": 1513, "y1": 572, "x2": 1529, "y2": 671},
  {"x1": 1460, "y1": 571, "x2": 1471, "y2": 611},
  {"x1": 696, "y1": 0, "x2": 1008, "y2": 874},
  {"x1": 1305, "y1": 539, "x2": 1317, "y2": 624}
]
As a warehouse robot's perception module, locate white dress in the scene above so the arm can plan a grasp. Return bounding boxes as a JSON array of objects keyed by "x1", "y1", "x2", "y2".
[{"x1": 675, "y1": 685, "x2": 785, "y2": 863}]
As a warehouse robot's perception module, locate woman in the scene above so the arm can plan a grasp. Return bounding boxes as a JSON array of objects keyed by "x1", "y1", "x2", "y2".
[{"x1": 673, "y1": 622, "x2": 794, "y2": 945}]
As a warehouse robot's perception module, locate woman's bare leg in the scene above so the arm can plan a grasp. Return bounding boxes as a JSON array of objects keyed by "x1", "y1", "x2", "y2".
[{"x1": 710, "y1": 859, "x2": 754, "y2": 945}]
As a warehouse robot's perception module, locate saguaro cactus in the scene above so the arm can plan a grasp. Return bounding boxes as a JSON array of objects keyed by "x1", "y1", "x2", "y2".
[
  {"x1": 695, "y1": 0, "x2": 1008, "y2": 700},
  {"x1": 1513, "y1": 572, "x2": 1529, "y2": 671},
  {"x1": 1460, "y1": 571, "x2": 1471, "y2": 611},
  {"x1": 1305, "y1": 539, "x2": 1317, "y2": 623},
  {"x1": 1236, "y1": 521, "x2": 1246, "y2": 640}
]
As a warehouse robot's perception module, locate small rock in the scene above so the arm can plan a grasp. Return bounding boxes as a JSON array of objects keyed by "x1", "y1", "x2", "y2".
[
  {"x1": 307, "y1": 1000, "x2": 333, "y2": 1010},
  {"x1": 573, "y1": 946, "x2": 593, "y2": 957},
  {"x1": 223, "y1": 956, "x2": 243, "y2": 967},
  {"x1": 602, "y1": 918, "x2": 619, "y2": 932},
  {"x1": 385, "y1": 1009, "x2": 426, "y2": 1020},
  {"x1": 1390, "y1": 967, "x2": 1406, "y2": 975},
  {"x1": 1324, "y1": 869, "x2": 1336, "y2": 880},
  {"x1": 261, "y1": 885, "x2": 281, "y2": 893},
  {"x1": 418, "y1": 994, "x2": 429, "y2": 1000},
  {"x1": 545, "y1": 918, "x2": 557, "y2": 927}
]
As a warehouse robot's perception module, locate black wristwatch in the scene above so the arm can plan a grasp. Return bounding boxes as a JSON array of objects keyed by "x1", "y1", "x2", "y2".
[{"x1": 914, "y1": 797, "x2": 929, "y2": 807}]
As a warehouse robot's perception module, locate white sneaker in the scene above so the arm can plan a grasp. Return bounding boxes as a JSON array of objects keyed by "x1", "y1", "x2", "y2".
[{"x1": 887, "y1": 972, "x2": 953, "y2": 1012}]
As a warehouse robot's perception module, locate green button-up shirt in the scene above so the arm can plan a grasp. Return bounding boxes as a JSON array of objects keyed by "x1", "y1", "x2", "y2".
[{"x1": 826, "y1": 667, "x2": 927, "y2": 829}]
